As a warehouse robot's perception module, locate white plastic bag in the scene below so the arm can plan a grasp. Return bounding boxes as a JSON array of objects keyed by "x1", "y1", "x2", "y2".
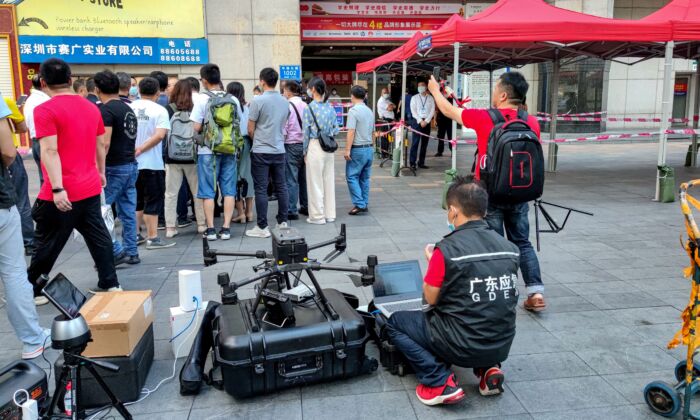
[{"x1": 72, "y1": 194, "x2": 115, "y2": 243}]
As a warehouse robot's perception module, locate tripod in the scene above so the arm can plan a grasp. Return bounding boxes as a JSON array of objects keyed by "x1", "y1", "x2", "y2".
[
  {"x1": 533, "y1": 200, "x2": 594, "y2": 251},
  {"x1": 45, "y1": 341, "x2": 132, "y2": 420}
]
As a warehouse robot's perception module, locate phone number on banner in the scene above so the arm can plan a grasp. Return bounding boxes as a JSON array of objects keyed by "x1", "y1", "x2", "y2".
[{"x1": 18, "y1": 35, "x2": 209, "y2": 65}]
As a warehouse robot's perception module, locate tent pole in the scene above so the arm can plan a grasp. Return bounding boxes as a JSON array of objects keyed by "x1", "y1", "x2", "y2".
[
  {"x1": 691, "y1": 62, "x2": 700, "y2": 167},
  {"x1": 488, "y1": 67, "x2": 493, "y2": 105},
  {"x1": 655, "y1": 41, "x2": 675, "y2": 201},
  {"x1": 398, "y1": 60, "x2": 407, "y2": 177},
  {"x1": 372, "y1": 71, "x2": 377, "y2": 120},
  {"x1": 547, "y1": 52, "x2": 560, "y2": 172},
  {"x1": 452, "y1": 42, "x2": 460, "y2": 173}
]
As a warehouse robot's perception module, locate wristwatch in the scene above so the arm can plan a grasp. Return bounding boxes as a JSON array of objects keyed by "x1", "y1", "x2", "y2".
[{"x1": 52, "y1": 187, "x2": 65, "y2": 193}]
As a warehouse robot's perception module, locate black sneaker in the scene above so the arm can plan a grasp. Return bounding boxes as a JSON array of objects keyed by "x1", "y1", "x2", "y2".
[
  {"x1": 203, "y1": 228, "x2": 217, "y2": 241},
  {"x1": 299, "y1": 207, "x2": 309, "y2": 216},
  {"x1": 114, "y1": 252, "x2": 129, "y2": 267},
  {"x1": 418, "y1": 164, "x2": 430, "y2": 169},
  {"x1": 219, "y1": 228, "x2": 231, "y2": 240},
  {"x1": 136, "y1": 234, "x2": 146, "y2": 245},
  {"x1": 288, "y1": 213, "x2": 300, "y2": 221},
  {"x1": 177, "y1": 219, "x2": 193, "y2": 228},
  {"x1": 126, "y1": 255, "x2": 141, "y2": 265}
]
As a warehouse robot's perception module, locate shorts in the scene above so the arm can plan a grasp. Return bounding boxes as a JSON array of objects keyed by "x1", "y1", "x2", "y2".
[
  {"x1": 197, "y1": 153, "x2": 237, "y2": 199},
  {"x1": 136, "y1": 169, "x2": 165, "y2": 215}
]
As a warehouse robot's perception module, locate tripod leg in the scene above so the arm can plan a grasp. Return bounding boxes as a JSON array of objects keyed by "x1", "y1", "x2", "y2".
[
  {"x1": 83, "y1": 364, "x2": 132, "y2": 420},
  {"x1": 534, "y1": 202, "x2": 541, "y2": 252},
  {"x1": 46, "y1": 364, "x2": 71, "y2": 418},
  {"x1": 71, "y1": 365, "x2": 82, "y2": 420}
]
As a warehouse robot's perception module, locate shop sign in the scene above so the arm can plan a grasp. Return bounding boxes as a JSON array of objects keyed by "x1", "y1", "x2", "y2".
[
  {"x1": 675, "y1": 81, "x2": 688, "y2": 96},
  {"x1": 300, "y1": 2, "x2": 463, "y2": 16},
  {"x1": 19, "y1": 35, "x2": 208, "y2": 64},
  {"x1": 280, "y1": 65, "x2": 302, "y2": 81},
  {"x1": 16, "y1": 0, "x2": 205, "y2": 38},
  {"x1": 301, "y1": 17, "x2": 448, "y2": 41},
  {"x1": 417, "y1": 35, "x2": 432, "y2": 52},
  {"x1": 313, "y1": 71, "x2": 353, "y2": 85},
  {"x1": 466, "y1": 3, "x2": 496, "y2": 17}
]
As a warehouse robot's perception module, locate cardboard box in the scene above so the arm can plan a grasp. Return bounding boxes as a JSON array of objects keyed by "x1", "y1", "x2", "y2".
[
  {"x1": 80, "y1": 291, "x2": 154, "y2": 358},
  {"x1": 169, "y1": 301, "x2": 207, "y2": 358}
]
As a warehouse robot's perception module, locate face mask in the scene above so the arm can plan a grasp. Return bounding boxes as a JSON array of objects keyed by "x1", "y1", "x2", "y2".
[
  {"x1": 417, "y1": 86, "x2": 427, "y2": 94},
  {"x1": 446, "y1": 207, "x2": 457, "y2": 232},
  {"x1": 331, "y1": 91, "x2": 337, "y2": 95},
  {"x1": 382, "y1": 93, "x2": 390, "y2": 99},
  {"x1": 129, "y1": 87, "x2": 138, "y2": 97},
  {"x1": 307, "y1": 89, "x2": 313, "y2": 98}
]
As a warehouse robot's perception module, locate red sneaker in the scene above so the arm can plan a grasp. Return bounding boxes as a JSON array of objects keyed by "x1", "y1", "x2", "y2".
[
  {"x1": 415, "y1": 374, "x2": 465, "y2": 406},
  {"x1": 478, "y1": 367, "x2": 505, "y2": 396}
]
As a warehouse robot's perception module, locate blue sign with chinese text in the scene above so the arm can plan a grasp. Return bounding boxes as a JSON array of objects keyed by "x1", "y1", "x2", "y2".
[
  {"x1": 334, "y1": 105, "x2": 344, "y2": 127},
  {"x1": 417, "y1": 35, "x2": 432, "y2": 52},
  {"x1": 18, "y1": 35, "x2": 209, "y2": 65},
  {"x1": 280, "y1": 65, "x2": 302, "y2": 81}
]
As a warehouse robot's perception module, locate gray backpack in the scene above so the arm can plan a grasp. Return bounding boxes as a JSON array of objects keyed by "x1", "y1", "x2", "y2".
[{"x1": 167, "y1": 106, "x2": 197, "y2": 161}]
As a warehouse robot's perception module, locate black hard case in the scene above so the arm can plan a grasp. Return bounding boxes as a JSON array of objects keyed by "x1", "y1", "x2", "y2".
[
  {"x1": 54, "y1": 324, "x2": 154, "y2": 408},
  {"x1": 212, "y1": 288, "x2": 375, "y2": 398}
]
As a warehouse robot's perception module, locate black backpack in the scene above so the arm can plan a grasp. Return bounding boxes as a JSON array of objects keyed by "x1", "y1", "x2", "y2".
[{"x1": 476, "y1": 109, "x2": 544, "y2": 205}]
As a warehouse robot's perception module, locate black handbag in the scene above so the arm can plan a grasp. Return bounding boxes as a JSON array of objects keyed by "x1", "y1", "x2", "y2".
[{"x1": 308, "y1": 105, "x2": 338, "y2": 153}]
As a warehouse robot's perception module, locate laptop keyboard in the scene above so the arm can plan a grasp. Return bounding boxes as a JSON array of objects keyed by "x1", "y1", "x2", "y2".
[{"x1": 380, "y1": 299, "x2": 423, "y2": 313}]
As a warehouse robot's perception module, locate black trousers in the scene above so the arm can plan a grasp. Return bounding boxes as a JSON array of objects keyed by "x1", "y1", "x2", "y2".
[
  {"x1": 28, "y1": 194, "x2": 118, "y2": 294},
  {"x1": 436, "y1": 121, "x2": 453, "y2": 155},
  {"x1": 251, "y1": 152, "x2": 289, "y2": 229},
  {"x1": 410, "y1": 123, "x2": 431, "y2": 166}
]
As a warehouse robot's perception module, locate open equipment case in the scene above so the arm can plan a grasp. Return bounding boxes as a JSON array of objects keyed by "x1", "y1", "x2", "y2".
[{"x1": 203, "y1": 224, "x2": 380, "y2": 398}]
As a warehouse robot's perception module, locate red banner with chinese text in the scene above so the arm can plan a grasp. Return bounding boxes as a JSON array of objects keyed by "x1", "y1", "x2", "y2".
[
  {"x1": 301, "y1": 16, "x2": 449, "y2": 41},
  {"x1": 313, "y1": 71, "x2": 353, "y2": 85}
]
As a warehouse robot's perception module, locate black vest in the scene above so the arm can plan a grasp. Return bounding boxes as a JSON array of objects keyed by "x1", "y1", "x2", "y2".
[
  {"x1": 0, "y1": 162, "x2": 16, "y2": 210},
  {"x1": 426, "y1": 220, "x2": 519, "y2": 368}
]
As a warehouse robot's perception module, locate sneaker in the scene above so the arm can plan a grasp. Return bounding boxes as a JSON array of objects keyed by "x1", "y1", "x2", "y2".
[
  {"x1": 203, "y1": 228, "x2": 217, "y2": 241},
  {"x1": 114, "y1": 252, "x2": 128, "y2": 267},
  {"x1": 306, "y1": 218, "x2": 326, "y2": 225},
  {"x1": 299, "y1": 207, "x2": 309, "y2": 216},
  {"x1": 22, "y1": 329, "x2": 51, "y2": 360},
  {"x1": 166, "y1": 229, "x2": 179, "y2": 239},
  {"x1": 219, "y1": 228, "x2": 231, "y2": 240},
  {"x1": 146, "y1": 238, "x2": 176, "y2": 250},
  {"x1": 478, "y1": 367, "x2": 505, "y2": 396},
  {"x1": 288, "y1": 214, "x2": 300, "y2": 221},
  {"x1": 34, "y1": 296, "x2": 49, "y2": 306},
  {"x1": 418, "y1": 164, "x2": 430, "y2": 169},
  {"x1": 326, "y1": 218, "x2": 336, "y2": 223},
  {"x1": 246, "y1": 225, "x2": 271, "y2": 238},
  {"x1": 177, "y1": 219, "x2": 193, "y2": 228},
  {"x1": 136, "y1": 234, "x2": 146, "y2": 245},
  {"x1": 277, "y1": 222, "x2": 289, "y2": 229},
  {"x1": 415, "y1": 374, "x2": 465, "y2": 406},
  {"x1": 125, "y1": 255, "x2": 141, "y2": 265},
  {"x1": 89, "y1": 285, "x2": 124, "y2": 294}
]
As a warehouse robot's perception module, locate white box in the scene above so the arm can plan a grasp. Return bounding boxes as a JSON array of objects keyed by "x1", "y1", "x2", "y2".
[
  {"x1": 169, "y1": 302, "x2": 207, "y2": 358},
  {"x1": 178, "y1": 270, "x2": 202, "y2": 312}
]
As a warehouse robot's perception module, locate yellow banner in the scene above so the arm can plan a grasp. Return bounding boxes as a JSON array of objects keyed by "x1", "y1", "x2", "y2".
[{"x1": 16, "y1": 0, "x2": 205, "y2": 38}]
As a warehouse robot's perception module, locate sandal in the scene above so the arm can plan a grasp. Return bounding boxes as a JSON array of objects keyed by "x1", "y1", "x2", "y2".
[
  {"x1": 232, "y1": 215, "x2": 247, "y2": 224},
  {"x1": 523, "y1": 294, "x2": 546, "y2": 312}
]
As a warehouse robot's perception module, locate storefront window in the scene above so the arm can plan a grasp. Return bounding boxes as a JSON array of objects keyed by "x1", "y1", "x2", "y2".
[{"x1": 539, "y1": 58, "x2": 606, "y2": 133}]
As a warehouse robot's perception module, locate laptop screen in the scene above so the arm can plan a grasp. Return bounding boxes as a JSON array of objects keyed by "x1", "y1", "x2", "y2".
[{"x1": 373, "y1": 260, "x2": 424, "y2": 298}]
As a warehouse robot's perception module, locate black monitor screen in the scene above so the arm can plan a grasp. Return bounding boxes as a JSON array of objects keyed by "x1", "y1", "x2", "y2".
[
  {"x1": 374, "y1": 260, "x2": 423, "y2": 297},
  {"x1": 42, "y1": 273, "x2": 87, "y2": 319}
]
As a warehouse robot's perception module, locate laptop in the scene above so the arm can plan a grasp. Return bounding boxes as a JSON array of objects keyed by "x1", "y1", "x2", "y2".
[
  {"x1": 41, "y1": 273, "x2": 88, "y2": 320},
  {"x1": 372, "y1": 260, "x2": 427, "y2": 318}
]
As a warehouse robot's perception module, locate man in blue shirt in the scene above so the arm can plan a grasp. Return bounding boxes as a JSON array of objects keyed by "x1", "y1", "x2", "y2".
[{"x1": 344, "y1": 85, "x2": 374, "y2": 215}]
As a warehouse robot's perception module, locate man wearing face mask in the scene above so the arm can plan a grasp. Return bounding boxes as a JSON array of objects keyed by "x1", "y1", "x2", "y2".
[
  {"x1": 409, "y1": 80, "x2": 435, "y2": 170},
  {"x1": 385, "y1": 176, "x2": 519, "y2": 406},
  {"x1": 428, "y1": 71, "x2": 546, "y2": 312},
  {"x1": 376, "y1": 87, "x2": 395, "y2": 159}
]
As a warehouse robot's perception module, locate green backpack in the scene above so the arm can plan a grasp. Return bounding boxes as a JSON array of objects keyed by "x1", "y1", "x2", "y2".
[{"x1": 203, "y1": 91, "x2": 244, "y2": 155}]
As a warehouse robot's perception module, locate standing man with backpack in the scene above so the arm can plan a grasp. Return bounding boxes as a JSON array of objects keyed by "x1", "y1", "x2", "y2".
[
  {"x1": 428, "y1": 71, "x2": 547, "y2": 312},
  {"x1": 191, "y1": 63, "x2": 243, "y2": 241},
  {"x1": 245, "y1": 68, "x2": 290, "y2": 238},
  {"x1": 94, "y1": 69, "x2": 140, "y2": 265}
]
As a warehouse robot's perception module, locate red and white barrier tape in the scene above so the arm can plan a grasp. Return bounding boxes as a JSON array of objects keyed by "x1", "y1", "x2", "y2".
[
  {"x1": 537, "y1": 111, "x2": 606, "y2": 117},
  {"x1": 537, "y1": 115, "x2": 698, "y2": 123}
]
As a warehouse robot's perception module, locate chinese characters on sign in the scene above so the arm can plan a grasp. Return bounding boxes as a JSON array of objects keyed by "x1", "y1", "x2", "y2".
[
  {"x1": 301, "y1": 17, "x2": 448, "y2": 41},
  {"x1": 300, "y1": 2, "x2": 463, "y2": 16},
  {"x1": 18, "y1": 35, "x2": 209, "y2": 65},
  {"x1": 313, "y1": 71, "x2": 353, "y2": 85}
]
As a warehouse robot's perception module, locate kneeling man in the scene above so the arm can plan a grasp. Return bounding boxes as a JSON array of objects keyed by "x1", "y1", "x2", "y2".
[{"x1": 386, "y1": 176, "x2": 519, "y2": 406}]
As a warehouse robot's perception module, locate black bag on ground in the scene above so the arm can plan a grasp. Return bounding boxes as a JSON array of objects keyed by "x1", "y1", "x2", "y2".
[
  {"x1": 363, "y1": 303, "x2": 414, "y2": 377},
  {"x1": 478, "y1": 109, "x2": 544, "y2": 204},
  {"x1": 179, "y1": 301, "x2": 220, "y2": 396},
  {"x1": 210, "y1": 288, "x2": 377, "y2": 398}
]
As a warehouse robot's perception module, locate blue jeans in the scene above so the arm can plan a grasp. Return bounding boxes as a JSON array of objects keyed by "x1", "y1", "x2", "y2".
[
  {"x1": 346, "y1": 147, "x2": 373, "y2": 209},
  {"x1": 285, "y1": 143, "x2": 307, "y2": 215},
  {"x1": 104, "y1": 162, "x2": 139, "y2": 257},
  {"x1": 486, "y1": 202, "x2": 544, "y2": 295},
  {"x1": 385, "y1": 311, "x2": 451, "y2": 387},
  {"x1": 197, "y1": 154, "x2": 237, "y2": 199},
  {"x1": 8, "y1": 156, "x2": 34, "y2": 247}
]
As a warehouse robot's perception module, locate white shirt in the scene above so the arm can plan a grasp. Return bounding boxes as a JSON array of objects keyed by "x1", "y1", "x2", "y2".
[
  {"x1": 190, "y1": 90, "x2": 242, "y2": 155},
  {"x1": 377, "y1": 96, "x2": 394, "y2": 120},
  {"x1": 410, "y1": 93, "x2": 435, "y2": 123},
  {"x1": 130, "y1": 99, "x2": 170, "y2": 170},
  {"x1": 24, "y1": 89, "x2": 50, "y2": 139}
]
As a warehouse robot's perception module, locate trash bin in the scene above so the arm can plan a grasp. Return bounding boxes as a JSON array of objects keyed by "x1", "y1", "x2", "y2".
[
  {"x1": 442, "y1": 169, "x2": 458, "y2": 209},
  {"x1": 658, "y1": 165, "x2": 676, "y2": 203}
]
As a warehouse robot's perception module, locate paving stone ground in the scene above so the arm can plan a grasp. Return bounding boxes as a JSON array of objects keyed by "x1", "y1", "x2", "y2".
[{"x1": 3, "y1": 138, "x2": 699, "y2": 419}]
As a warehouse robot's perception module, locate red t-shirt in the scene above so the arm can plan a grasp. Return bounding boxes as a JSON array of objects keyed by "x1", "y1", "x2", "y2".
[
  {"x1": 461, "y1": 108, "x2": 541, "y2": 179},
  {"x1": 424, "y1": 248, "x2": 446, "y2": 288},
  {"x1": 35, "y1": 95, "x2": 105, "y2": 202}
]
